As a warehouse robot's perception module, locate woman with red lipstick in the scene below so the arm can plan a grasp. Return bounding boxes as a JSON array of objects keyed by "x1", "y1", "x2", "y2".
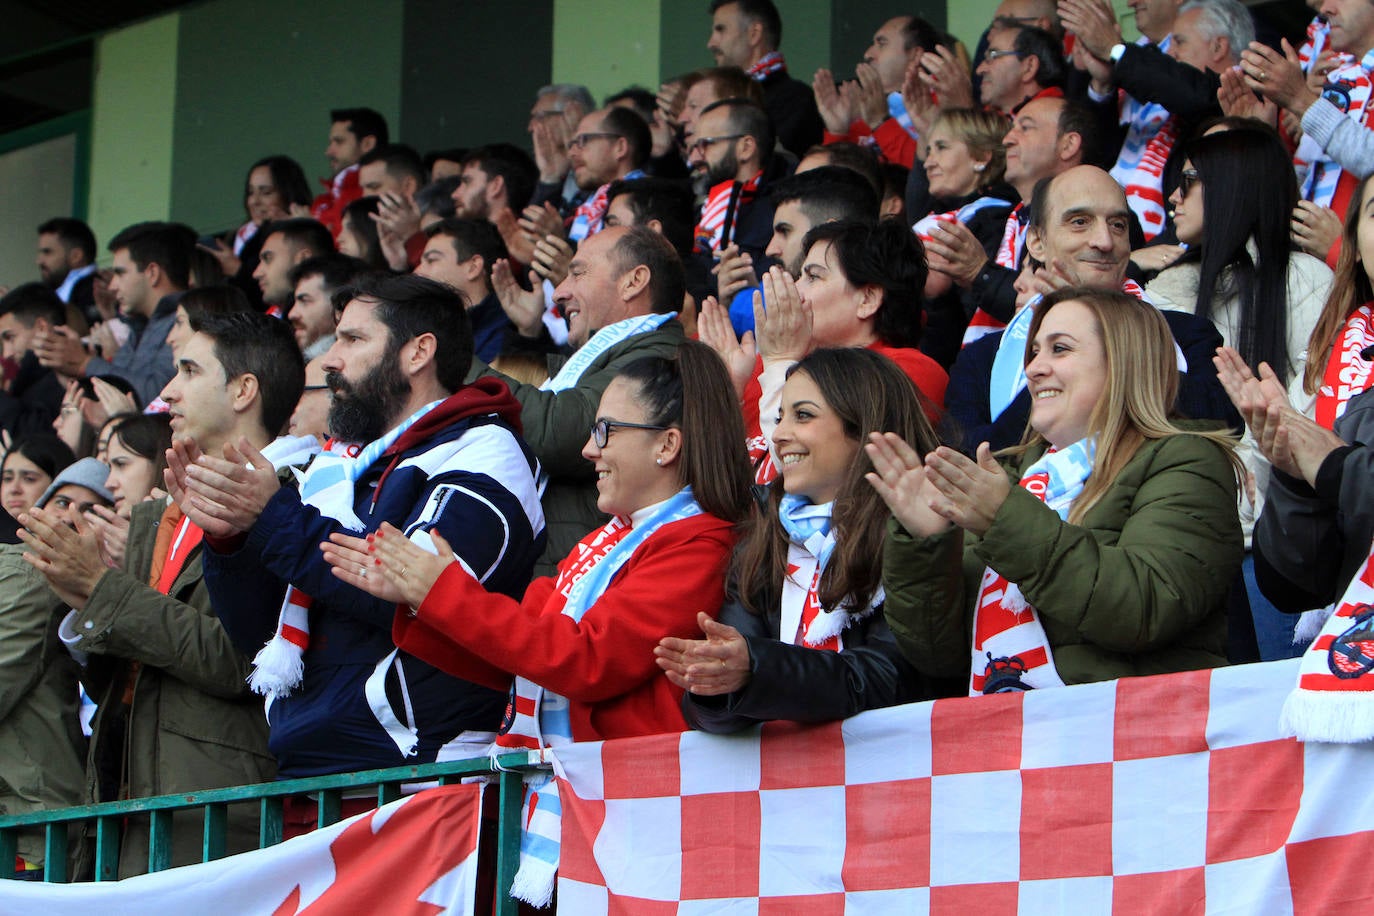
[
  {"x1": 874, "y1": 288, "x2": 1244, "y2": 692},
  {"x1": 656, "y1": 347, "x2": 949, "y2": 732}
]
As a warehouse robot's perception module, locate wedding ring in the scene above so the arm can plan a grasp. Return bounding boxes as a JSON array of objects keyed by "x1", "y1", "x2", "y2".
[
  {"x1": 360, "y1": 565, "x2": 368, "y2": 579},
  {"x1": 399, "y1": 565, "x2": 409, "y2": 578},
  {"x1": 1259, "y1": 69, "x2": 1267, "y2": 81}
]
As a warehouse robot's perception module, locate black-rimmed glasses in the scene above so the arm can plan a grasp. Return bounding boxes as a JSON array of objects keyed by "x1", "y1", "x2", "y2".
[{"x1": 590, "y1": 418, "x2": 669, "y2": 448}]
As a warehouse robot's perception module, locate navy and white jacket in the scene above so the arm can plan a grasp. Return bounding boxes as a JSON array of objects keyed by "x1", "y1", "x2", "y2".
[{"x1": 203, "y1": 379, "x2": 545, "y2": 778}]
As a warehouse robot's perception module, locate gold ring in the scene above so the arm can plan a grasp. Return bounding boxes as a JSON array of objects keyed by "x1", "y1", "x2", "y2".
[{"x1": 399, "y1": 565, "x2": 409, "y2": 578}]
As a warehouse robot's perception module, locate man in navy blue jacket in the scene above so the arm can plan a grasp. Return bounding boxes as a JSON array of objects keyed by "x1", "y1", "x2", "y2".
[{"x1": 174, "y1": 273, "x2": 546, "y2": 777}]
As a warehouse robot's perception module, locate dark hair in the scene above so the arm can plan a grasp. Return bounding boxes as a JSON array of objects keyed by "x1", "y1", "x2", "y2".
[
  {"x1": 3, "y1": 434, "x2": 75, "y2": 481},
  {"x1": 108, "y1": 222, "x2": 193, "y2": 290},
  {"x1": 262, "y1": 217, "x2": 335, "y2": 260},
  {"x1": 604, "y1": 86, "x2": 658, "y2": 123},
  {"x1": 330, "y1": 273, "x2": 474, "y2": 392},
  {"x1": 734, "y1": 347, "x2": 938, "y2": 613},
  {"x1": 340, "y1": 197, "x2": 388, "y2": 270},
  {"x1": 608, "y1": 226, "x2": 687, "y2": 315},
  {"x1": 880, "y1": 162, "x2": 910, "y2": 219},
  {"x1": 901, "y1": 15, "x2": 942, "y2": 52},
  {"x1": 605, "y1": 177, "x2": 696, "y2": 255},
  {"x1": 424, "y1": 148, "x2": 468, "y2": 174},
  {"x1": 769, "y1": 166, "x2": 880, "y2": 224},
  {"x1": 803, "y1": 142, "x2": 883, "y2": 200},
  {"x1": 616, "y1": 340, "x2": 752, "y2": 522},
  {"x1": 416, "y1": 176, "x2": 462, "y2": 218},
  {"x1": 701, "y1": 98, "x2": 775, "y2": 164},
  {"x1": 188, "y1": 311, "x2": 305, "y2": 437},
  {"x1": 463, "y1": 143, "x2": 539, "y2": 212},
  {"x1": 178, "y1": 284, "x2": 252, "y2": 321},
  {"x1": 424, "y1": 218, "x2": 508, "y2": 281},
  {"x1": 358, "y1": 143, "x2": 427, "y2": 188},
  {"x1": 288, "y1": 252, "x2": 367, "y2": 295},
  {"x1": 799, "y1": 219, "x2": 928, "y2": 349},
  {"x1": 1014, "y1": 25, "x2": 1067, "y2": 90},
  {"x1": 710, "y1": 0, "x2": 783, "y2": 49},
  {"x1": 1187, "y1": 127, "x2": 1298, "y2": 381},
  {"x1": 601, "y1": 106, "x2": 653, "y2": 170},
  {"x1": 37, "y1": 218, "x2": 96, "y2": 264},
  {"x1": 330, "y1": 107, "x2": 389, "y2": 146},
  {"x1": 1057, "y1": 99, "x2": 1100, "y2": 168},
  {"x1": 246, "y1": 155, "x2": 313, "y2": 209},
  {"x1": 109, "y1": 412, "x2": 173, "y2": 479},
  {"x1": 0, "y1": 282, "x2": 66, "y2": 328}
]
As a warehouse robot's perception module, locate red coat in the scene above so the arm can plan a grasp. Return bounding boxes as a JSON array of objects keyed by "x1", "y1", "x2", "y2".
[
  {"x1": 392, "y1": 512, "x2": 737, "y2": 742},
  {"x1": 310, "y1": 165, "x2": 362, "y2": 238}
]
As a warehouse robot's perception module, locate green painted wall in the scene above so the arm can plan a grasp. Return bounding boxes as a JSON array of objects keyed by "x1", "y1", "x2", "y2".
[
  {"x1": 400, "y1": 0, "x2": 554, "y2": 152},
  {"x1": 87, "y1": 15, "x2": 179, "y2": 255},
  {"x1": 553, "y1": 0, "x2": 664, "y2": 104},
  {"x1": 171, "y1": 0, "x2": 403, "y2": 235},
  {"x1": 657, "y1": 0, "x2": 833, "y2": 88}
]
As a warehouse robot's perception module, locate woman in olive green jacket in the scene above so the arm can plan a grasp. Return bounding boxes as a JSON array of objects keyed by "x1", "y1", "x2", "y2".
[{"x1": 868, "y1": 288, "x2": 1243, "y2": 692}]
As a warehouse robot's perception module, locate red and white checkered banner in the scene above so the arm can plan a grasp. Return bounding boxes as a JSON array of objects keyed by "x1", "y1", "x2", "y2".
[
  {"x1": 0, "y1": 783, "x2": 482, "y2": 916},
  {"x1": 552, "y1": 659, "x2": 1374, "y2": 913}
]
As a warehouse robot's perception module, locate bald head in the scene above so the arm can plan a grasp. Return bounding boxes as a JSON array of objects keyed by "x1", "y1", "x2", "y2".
[{"x1": 1026, "y1": 166, "x2": 1131, "y2": 289}]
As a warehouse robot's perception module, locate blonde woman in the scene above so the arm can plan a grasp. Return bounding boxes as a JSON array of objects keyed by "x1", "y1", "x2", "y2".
[{"x1": 871, "y1": 288, "x2": 1243, "y2": 692}]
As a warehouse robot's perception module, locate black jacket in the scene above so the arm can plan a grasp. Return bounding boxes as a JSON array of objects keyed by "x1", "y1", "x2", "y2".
[{"x1": 682, "y1": 588, "x2": 931, "y2": 734}]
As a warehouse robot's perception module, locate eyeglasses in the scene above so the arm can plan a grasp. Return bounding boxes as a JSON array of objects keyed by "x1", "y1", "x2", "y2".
[
  {"x1": 590, "y1": 418, "x2": 670, "y2": 448},
  {"x1": 1177, "y1": 169, "x2": 1201, "y2": 198},
  {"x1": 983, "y1": 48, "x2": 1025, "y2": 63},
  {"x1": 687, "y1": 133, "x2": 745, "y2": 154},
  {"x1": 568, "y1": 132, "x2": 621, "y2": 149}
]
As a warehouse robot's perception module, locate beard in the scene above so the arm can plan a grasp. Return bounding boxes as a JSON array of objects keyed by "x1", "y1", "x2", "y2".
[
  {"x1": 325, "y1": 351, "x2": 411, "y2": 444},
  {"x1": 705, "y1": 146, "x2": 740, "y2": 186}
]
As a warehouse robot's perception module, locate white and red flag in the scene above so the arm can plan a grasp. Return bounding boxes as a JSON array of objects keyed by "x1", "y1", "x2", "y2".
[
  {"x1": 553, "y1": 659, "x2": 1374, "y2": 912},
  {"x1": 0, "y1": 784, "x2": 482, "y2": 916}
]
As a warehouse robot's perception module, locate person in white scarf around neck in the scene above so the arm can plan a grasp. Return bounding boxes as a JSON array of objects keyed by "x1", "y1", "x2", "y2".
[
  {"x1": 872, "y1": 287, "x2": 1244, "y2": 692},
  {"x1": 655, "y1": 346, "x2": 950, "y2": 730}
]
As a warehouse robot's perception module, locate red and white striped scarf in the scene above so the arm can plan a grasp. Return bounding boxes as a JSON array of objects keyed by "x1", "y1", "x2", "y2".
[
  {"x1": 747, "y1": 51, "x2": 786, "y2": 80},
  {"x1": 963, "y1": 204, "x2": 1028, "y2": 346},
  {"x1": 1282, "y1": 543, "x2": 1374, "y2": 742},
  {"x1": 969, "y1": 439, "x2": 1097, "y2": 694},
  {"x1": 694, "y1": 173, "x2": 761, "y2": 254},
  {"x1": 1116, "y1": 116, "x2": 1178, "y2": 241},
  {"x1": 1316, "y1": 304, "x2": 1374, "y2": 429}
]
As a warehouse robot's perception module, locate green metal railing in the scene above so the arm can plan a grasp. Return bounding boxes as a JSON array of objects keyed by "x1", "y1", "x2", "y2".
[{"x1": 0, "y1": 750, "x2": 549, "y2": 915}]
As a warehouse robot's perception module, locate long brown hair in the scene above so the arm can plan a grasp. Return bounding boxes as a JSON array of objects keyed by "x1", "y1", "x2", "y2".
[
  {"x1": 732, "y1": 347, "x2": 939, "y2": 613},
  {"x1": 616, "y1": 339, "x2": 753, "y2": 523},
  {"x1": 1017, "y1": 288, "x2": 1241, "y2": 523},
  {"x1": 1304, "y1": 173, "x2": 1374, "y2": 395}
]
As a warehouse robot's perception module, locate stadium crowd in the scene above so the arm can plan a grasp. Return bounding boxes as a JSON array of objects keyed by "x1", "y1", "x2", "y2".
[{"x1": 1, "y1": 0, "x2": 1371, "y2": 901}]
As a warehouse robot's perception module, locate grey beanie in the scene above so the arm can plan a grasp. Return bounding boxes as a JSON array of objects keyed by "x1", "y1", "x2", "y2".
[{"x1": 35, "y1": 457, "x2": 114, "y2": 509}]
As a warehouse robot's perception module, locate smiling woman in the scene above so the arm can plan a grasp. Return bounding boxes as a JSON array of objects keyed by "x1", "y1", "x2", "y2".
[
  {"x1": 659, "y1": 347, "x2": 949, "y2": 733},
  {"x1": 873, "y1": 287, "x2": 1245, "y2": 693}
]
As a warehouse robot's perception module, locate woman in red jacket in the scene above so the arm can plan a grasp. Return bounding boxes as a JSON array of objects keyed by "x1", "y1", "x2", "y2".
[{"x1": 321, "y1": 340, "x2": 754, "y2": 742}]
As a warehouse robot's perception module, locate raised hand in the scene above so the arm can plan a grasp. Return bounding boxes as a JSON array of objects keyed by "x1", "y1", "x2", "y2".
[
  {"x1": 920, "y1": 443, "x2": 1011, "y2": 536},
  {"x1": 697, "y1": 295, "x2": 757, "y2": 398},
  {"x1": 864, "y1": 431, "x2": 952, "y2": 538},
  {"x1": 755, "y1": 267, "x2": 812, "y2": 363},
  {"x1": 490, "y1": 258, "x2": 547, "y2": 338},
  {"x1": 812, "y1": 68, "x2": 853, "y2": 135}
]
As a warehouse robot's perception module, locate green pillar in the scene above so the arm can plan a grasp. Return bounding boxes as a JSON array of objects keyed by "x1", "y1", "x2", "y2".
[{"x1": 87, "y1": 15, "x2": 179, "y2": 250}]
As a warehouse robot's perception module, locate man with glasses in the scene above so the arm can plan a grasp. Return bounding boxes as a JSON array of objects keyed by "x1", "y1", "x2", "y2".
[
  {"x1": 689, "y1": 98, "x2": 787, "y2": 315},
  {"x1": 976, "y1": 20, "x2": 1067, "y2": 114},
  {"x1": 566, "y1": 107, "x2": 653, "y2": 242}
]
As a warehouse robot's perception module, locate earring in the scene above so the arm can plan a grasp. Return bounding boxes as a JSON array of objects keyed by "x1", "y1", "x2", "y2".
[
  {"x1": 655, "y1": 458, "x2": 663, "y2": 465},
  {"x1": 973, "y1": 163, "x2": 986, "y2": 173}
]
